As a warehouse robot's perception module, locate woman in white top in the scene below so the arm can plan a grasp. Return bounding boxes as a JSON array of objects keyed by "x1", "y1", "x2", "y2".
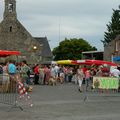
[{"x1": 77, "y1": 66, "x2": 85, "y2": 92}]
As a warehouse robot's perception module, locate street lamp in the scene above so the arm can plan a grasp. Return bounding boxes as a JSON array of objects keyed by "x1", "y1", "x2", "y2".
[{"x1": 33, "y1": 46, "x2": 37, "y2": 50}]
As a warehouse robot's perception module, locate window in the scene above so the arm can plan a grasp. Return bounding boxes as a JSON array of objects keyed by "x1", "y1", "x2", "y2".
[
  {"x1": 8, "y1": 3, "x2": 13, "y2": 12},
  {"x1": 10, "y1": 26, "x2": 12, "y2": 32}
]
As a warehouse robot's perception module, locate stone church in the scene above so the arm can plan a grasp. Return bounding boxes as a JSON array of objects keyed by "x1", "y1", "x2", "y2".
[{"x1": 0, "y1": 0, "x2": 53, "y2": 63}]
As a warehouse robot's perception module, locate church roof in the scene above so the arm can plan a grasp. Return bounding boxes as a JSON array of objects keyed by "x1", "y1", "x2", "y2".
[{"x1": 34, "y1": 37, "x2": 53, "y2": 57}]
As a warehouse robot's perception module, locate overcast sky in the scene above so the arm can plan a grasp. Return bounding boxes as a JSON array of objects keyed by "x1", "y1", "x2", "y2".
[{"x1": 0, "y1": 0, "x2": 120, "y2": 51}]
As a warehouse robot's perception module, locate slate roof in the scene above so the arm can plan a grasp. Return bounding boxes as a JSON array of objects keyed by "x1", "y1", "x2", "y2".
[{"x1": 34, "y1": 37, "x2": 53, "y2": 57}]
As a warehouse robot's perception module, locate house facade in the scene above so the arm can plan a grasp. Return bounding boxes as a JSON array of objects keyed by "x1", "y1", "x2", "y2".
[{"x1": 104, "y1": 35, "x2": 120, "y2": 64}]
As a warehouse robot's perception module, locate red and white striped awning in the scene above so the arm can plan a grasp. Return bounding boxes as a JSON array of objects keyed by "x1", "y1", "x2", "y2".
[{"x1": 72, "y1": 60, "x2": 117, "y2": 66}]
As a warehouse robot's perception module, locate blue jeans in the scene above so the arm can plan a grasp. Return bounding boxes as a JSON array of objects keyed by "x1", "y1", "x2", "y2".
[{"x1": 85, "y1": 77, "x2": 91, "y2": 90}]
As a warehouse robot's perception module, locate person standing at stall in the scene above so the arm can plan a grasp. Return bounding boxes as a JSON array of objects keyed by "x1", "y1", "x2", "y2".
[
  {"x1": 2, "y1": 61, "x2": 9, "y2": 92},
  {"x1": 8, "y1": 60, "x2": 16, "y2": 76},
  {"x1": 20, "y1": 60, "x2": 30, "y2": 85},
  {"x1": 101, "y1": 64, "x2": 110, "y2": 77},
  {"x1": 38, "y1": 64, "x2": 44, "y2": 85},
  {"x1": 8, "y1": 60, "x2": 17, "y2": 92},
  {"x1": 110, "y1": 66, "x2": 120, "y2": 77}
]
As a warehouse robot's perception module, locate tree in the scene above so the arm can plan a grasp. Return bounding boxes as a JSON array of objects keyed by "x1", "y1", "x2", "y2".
[
  {"x1": 52, "y1": 38, "x2": 97, "y2": 60},
  {"x1": 101, "y1": 7, "x2": 120, "y2": 46}
]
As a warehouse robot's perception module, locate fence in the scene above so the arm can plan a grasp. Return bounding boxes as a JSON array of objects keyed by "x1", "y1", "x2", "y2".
[{"x1": 0, "y1": 74, "x2": 23, "y2": 111}]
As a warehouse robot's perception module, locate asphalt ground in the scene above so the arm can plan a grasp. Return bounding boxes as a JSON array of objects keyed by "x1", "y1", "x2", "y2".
[{"x1": 0, "y1": 83, "x2": 120, "y2": 120}]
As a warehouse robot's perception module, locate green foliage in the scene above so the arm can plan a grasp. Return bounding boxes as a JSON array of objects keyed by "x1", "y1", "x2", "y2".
[
  {"x1": 101, "y1": 8, "x2": 120, "y2": 46},
  {"x1": 52, "y1": 38, "x2": 97, "y2": 60}
]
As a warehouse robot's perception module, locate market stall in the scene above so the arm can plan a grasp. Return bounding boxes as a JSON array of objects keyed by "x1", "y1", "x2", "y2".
[
  {"x1": 72, "y1": 59, "x2": 117, "y2": 66},
  {"x1": 93, "y1": 76, "x2": 119, "y2": 90},
  {"x1": 0, "y1": 50, "x2": 21, "y2": 63},
  {"x1": 56, "y1": 60, "x2": 75, "y2": 65},
  {"x1": 71, "y1": 59, "x2": 119, "y2": 91},
  {"x1": 0, "y1": 50, "x2": 20, "y2": 57}
]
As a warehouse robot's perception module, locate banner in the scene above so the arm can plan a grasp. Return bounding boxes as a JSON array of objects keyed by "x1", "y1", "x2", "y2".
[{"x1": 93, "y1": 77, "x2": 119, "y2": 89}]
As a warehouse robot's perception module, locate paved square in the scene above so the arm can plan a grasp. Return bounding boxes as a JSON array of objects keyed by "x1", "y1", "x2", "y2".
[{"x1": 0, "y1": 83, "x2": 120, "y2": 120}]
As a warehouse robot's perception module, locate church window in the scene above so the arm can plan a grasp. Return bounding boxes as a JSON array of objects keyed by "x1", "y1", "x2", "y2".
[
  {"x1": 10, "y1": 26, "x2": 12, "y2": 32},
  {"x1": 8, "y1": 3, "x2": 13, "y2": 12}
]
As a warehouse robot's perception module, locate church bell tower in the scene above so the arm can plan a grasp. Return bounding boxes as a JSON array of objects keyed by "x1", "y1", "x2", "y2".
[{"x1": 4, "y1": 0, "x2": 17, "y2": 20}]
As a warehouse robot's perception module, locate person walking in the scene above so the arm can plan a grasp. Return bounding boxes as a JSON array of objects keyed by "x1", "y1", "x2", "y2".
[
  {"x1": 85, "y1": 68, "x2": 91, "y2": 91},
  {"x1": 76, "y1": 66, "x2": 85, "y2": 92}
]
